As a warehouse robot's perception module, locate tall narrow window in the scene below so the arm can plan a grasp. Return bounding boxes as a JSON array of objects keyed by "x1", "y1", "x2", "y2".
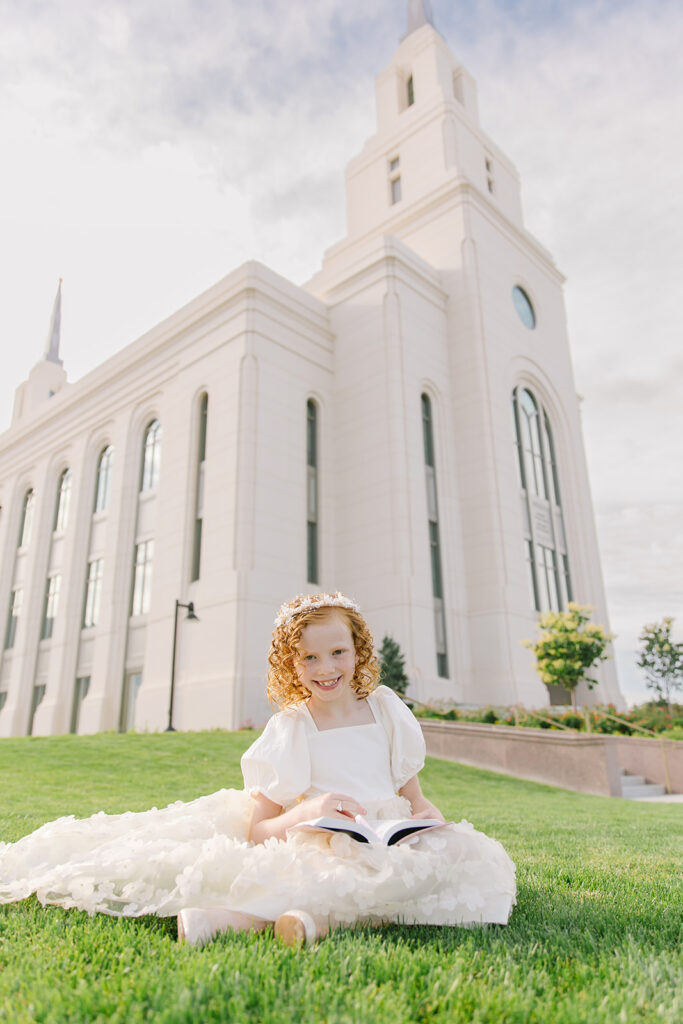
[
  {"x1": 140, "y1": 420, "x2": 162, "y2": 492},
  {"x1": 70, "y1": 676, "x2": 90, "y2": 734},
  {"x1": 94, "y1": 446, "x2": 114, "y2": 512},
  {"x1": 28, "y1": 684, "x2": 46, "y2": 736},
  {"x1": 512, "y1": 387, "x2": 572, "y2": 614},
  {"x1": 191, "y1": 395, "x2": 208, "y2": 582},
  {"x1": 389, "y1": 156, "x2": 402, "y2": 205},
  {"x1": 4, "y1": 588, "x2": 23, "y2": 650},
  {"x1": 41, "y1": 573, "x2": 61, "y2": 640},
  {"x1": 0, "y1": 692, "x2": 7, "y2": 713},
  {"x1": 54, "y1": 469, "x2": 72, "y2": 532},
  {"x1": 120, "y1": 671, "x2": 142, "y2": 732},
  {"x1": 18, "y1": 490, "x2": 35, "y2": 548},
  {"x1": 306, "y1": 399, "x2": 319, "y2": 584},
  {"x1": 485, "y1": 156, "x2": 495, "y2": 195},
  {"x1": 83, "y1": 559, "x2": 104, "y2": 628},
  {"x1": 407, "y1": 74, "x2": 415, "y2": 107},
  {"x1": 421, "y1": 394, "x2": 449, "y2": 677},
  {"x1": 131, "y1": 540, "x2": 154, "y2": 616}
]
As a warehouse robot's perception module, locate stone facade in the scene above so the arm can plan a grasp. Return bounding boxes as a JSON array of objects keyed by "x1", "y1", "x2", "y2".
[{"x1": 0, "y1": 12, "x2": 623, "y2": 737}]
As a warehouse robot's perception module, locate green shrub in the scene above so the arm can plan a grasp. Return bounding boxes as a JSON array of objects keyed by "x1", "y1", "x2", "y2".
[
  {"x1": 414, "y1": 698, "x2": 683, "y2": 737},
  {"x1": 522, "y1": 604, "x2": 614, "y2": 709},
  {"x1": 378, "y1": 635, "x2": 410, "y2": 696}
]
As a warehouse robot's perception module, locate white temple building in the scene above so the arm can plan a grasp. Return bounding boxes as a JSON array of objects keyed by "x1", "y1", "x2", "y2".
[{"x1": 0, "y1": 2, "x2": 623, "y2": 737}]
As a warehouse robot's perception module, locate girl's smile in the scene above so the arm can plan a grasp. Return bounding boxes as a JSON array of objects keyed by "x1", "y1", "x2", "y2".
[{"x1": 312, "y1": 676, "x2": 341, "y2": 691}]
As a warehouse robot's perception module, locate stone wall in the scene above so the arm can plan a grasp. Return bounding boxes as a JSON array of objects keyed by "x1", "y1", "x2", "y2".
[{"x1": 419, "y1": 719, "x2": 683, "y2": 797}]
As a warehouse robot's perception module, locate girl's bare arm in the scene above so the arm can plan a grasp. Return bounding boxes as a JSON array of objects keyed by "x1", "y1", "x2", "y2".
[
  {"x1": 249, "y1": 791, "x2": 367, "y2": 844},
  {"x1": 398, "y1": 775, "x2": 446, "y2": 821}
]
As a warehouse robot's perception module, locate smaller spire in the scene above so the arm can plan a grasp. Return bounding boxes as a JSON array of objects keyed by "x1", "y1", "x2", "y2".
[
  {"x1": 43, "y1": 278, "x2": 63, "y2": 366},
  {"x1": 405, "y1": 0, "x2": 436, "y2": 36}
]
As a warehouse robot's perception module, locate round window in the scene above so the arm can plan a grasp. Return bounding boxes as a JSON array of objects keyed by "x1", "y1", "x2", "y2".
[{"x1": 512, "y1": 286, "x2": 536, "y2": 329}]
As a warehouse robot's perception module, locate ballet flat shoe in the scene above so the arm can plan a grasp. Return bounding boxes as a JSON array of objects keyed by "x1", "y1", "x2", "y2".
[
  {"x1": 177, "y1": 908, "x2": 213, "y2": 948},
  {"x1": 274, "y1": 909, "x2": 318, "y2": 947}
]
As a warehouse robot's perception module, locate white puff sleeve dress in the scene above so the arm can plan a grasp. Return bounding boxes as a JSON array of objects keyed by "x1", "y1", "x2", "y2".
[{"x1": 0, "y1": 686, "x2": 516, "y2": 926}]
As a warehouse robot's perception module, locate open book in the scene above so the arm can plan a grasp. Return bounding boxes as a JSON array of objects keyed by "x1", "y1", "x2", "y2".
[{"x1": 287, "y1": 816, "x2": 450, "y2": 846}]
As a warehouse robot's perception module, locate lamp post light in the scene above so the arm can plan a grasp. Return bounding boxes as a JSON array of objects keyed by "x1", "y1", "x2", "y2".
[{"x1": 166, "y1": 599, "x2": 199, "y2": 732}]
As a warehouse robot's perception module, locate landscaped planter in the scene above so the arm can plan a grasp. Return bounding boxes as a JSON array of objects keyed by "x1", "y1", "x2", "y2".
[{"x1": 418, "y1": 718, "x2": 683, "y2": 797}]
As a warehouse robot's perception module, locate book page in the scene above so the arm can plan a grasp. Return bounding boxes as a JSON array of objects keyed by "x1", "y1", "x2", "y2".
[
  {"x1": 287, "y1": 816, "x2": 374, "y2": 843},
  {"x1": 357, "y1": 817, "x2": 447, "y2": 845}
]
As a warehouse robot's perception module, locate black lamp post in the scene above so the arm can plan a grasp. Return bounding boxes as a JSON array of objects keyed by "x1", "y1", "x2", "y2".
[{"x1": 166, "y1": 599, "x2": 199, "y2": 732}]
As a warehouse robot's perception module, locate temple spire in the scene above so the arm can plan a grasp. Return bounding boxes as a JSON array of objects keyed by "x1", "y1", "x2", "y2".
[
  {"x1": 405, "y1": 0, "x2": 436, "y2": 36},
  {"x1": 43, "y1": 278, "x2": 63, "y2": 366}
]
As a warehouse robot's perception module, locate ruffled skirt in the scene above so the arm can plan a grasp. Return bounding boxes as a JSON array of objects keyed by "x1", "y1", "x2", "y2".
[{"x1": 0, "y1": 789, "x2": 516, "y2": 926}]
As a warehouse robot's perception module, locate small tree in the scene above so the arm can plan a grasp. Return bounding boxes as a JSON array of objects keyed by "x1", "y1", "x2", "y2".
[
  {"x1": 523, "y1": 603, "x2": 614, "y2": 709},
  {"x1": 378, "y1": 635, "x2": 410, "y2": 697},
  {"x1": 636, "y1": 618, "x2": 683, "y2": 710}
]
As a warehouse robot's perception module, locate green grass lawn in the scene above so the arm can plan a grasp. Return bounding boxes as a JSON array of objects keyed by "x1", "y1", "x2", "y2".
[{"x1": 0, "y1": 731, "x2": 681, "y2": 1023}]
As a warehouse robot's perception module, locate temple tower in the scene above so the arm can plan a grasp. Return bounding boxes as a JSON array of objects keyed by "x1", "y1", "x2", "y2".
[{"x1": 307, "y1": 3, "x2": 620, "y2": 706}]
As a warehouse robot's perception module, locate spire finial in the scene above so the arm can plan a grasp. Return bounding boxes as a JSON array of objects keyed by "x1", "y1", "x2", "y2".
[
  {"x1": 406, "y1": 0, "x2": 436, "y2": 35},
  {"x1": 43, "y1": 279, "x2": 63, "y2": 366}
]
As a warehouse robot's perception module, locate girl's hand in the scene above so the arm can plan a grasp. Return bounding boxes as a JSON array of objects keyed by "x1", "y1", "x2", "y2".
[
  {"x1": 410, "y1": 804, "x2": 446, "y2": 822},
  {"x1": 300, "y1": 792, "x2": 367, "y2": 820}
]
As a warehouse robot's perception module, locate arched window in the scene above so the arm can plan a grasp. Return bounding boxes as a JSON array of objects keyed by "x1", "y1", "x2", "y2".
[
  {"x1": 421, "y1": 394, "x2": 449, "y2": 677},
  {"x1": 54, "y1": 469, "x2": 72, "y2": 532},
  {"x1": 512, "y1": 387, "x2": 572, "y2": 613},
  {"x1": 191, "y1": 395, "x2": 208, "y2": 582},
  {"x1": 140, "y1": 420, "x2": 162, "y2": 492},
  {"x1": 94, "y1": 446, "x2": 114, "y2": 513},
  {"x1": 307, "y1": 399, "x2": 319, "y2": 584},
  {"x1": 18, "y1": 489, "x2": 35, "y2": 548}
]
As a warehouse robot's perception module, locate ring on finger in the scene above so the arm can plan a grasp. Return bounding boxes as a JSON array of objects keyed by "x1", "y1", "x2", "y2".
[{"x1": 336, "y1": 800, "x2": 344, "y2": 813}]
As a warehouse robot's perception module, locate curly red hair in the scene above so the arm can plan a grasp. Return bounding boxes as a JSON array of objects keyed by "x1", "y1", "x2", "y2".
[{"x1": 267, "y1": 594, "x2": 379, "y2": 708}]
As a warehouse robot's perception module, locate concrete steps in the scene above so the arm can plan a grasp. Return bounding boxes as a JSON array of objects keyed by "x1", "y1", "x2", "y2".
[{"x1": 620, "y1": 772, "x2": 666, "y2": 800}]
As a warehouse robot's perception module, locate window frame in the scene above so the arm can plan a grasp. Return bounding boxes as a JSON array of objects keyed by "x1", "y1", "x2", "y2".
[
  {"x1": 421, "y1": 393, "x2": 449, "y2": 678},
  {"x1": 4, "y1": 588, "x2": 23, "y2": 650},
  {"x1": 191, "y1": 394, "x2": 208, "y2": 582},
  {"x1": 131, "y1": 540, "x2": 154, "y2": 617},
  {"x1": 70, "y1": 676, "x2": 91, "y2": 734},
  {"x1": 389, "y1": 155, "x2": 402, "y2": 206},
  {"x1": 83, "y1": 558, "x2": 104, "y2": 628},
  {"x1": 18, "y1": 490, "x2": 35, "y2": 548},
  {"x1": 140, "y1": 419, "x2": 162, "y2": 493},
  {"x1": 41, "y1": 573, "x2": 61, "y2": 641},
  {"x1": 94, "y1": 446, "x2": 114, "y2": 513},
  {"x1": 306, "y1": 399, "x2": 319, "y2": 585},
  {"x1": 512, "y1": 386, "x2": 572, "y2": 614},
  {"x1": 54, "y1": 469, "x2": 72, "y2": 533}
]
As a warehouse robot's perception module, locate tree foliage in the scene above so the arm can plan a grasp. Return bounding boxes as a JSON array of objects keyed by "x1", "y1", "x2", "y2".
[
  {"x1": 378, "y1": 635, "x2": 410, "y2": 697},
  {"x1": 523, "y1": 603, "x2": 614, "y2": 708},
  {"x1": 636, "y1": 617, "x2": 683, "y2": 709}
]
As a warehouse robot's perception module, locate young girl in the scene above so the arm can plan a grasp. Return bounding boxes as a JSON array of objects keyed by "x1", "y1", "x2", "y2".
[{"x1": 0, "y1": 593, "x2": 516, "y2": 946}]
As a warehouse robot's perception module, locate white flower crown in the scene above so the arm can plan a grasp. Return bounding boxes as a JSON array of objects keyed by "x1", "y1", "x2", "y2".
[{"x1": 274, "y1": 592, "x2": 360, "y2": 628}]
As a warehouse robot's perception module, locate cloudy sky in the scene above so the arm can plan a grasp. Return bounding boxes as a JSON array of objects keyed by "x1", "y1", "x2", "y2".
[{"x1": 1, "y1": 0, "x2": 681, "y2": 704}]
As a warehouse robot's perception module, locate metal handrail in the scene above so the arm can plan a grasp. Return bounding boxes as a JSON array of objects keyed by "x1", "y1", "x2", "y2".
[
  {"x1": 583, "y1": 707, "x2": 673, "y2": 794},
  {"x1": 413, "y1": 699, "x2": 675, "y2": 794},
  {"x1": 512, "y1": 705, "x2": 575, "y2": 731}
]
